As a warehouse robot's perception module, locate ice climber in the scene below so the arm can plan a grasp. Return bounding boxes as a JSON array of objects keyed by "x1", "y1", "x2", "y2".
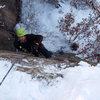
[{"x1": 14, "y1": 27, "x2": 52, "y2": 58}]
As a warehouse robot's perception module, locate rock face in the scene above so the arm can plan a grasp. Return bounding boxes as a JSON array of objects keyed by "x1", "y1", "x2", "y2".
[
  {"x1": 0, "y1": 0, "x2": 20, "y2": 30},
  {"x1": 0, "y1": 8, "x2": 17, "y2": 30},
  {"x1": 0, "y1": 0, "x2": 20, "y2": 51},
  {"x1": 0, "y1": 30, "x2": 15, "y2": 51}
]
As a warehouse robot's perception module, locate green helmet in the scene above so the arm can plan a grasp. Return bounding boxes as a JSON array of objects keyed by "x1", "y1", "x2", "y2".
[{"x1": 17, "y1": 28, "x2": 26, "y2": 37}]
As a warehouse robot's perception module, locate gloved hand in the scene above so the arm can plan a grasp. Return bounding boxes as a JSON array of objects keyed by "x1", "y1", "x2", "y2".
[
  {"x1": 19, "y1": 46, "x2": 27, "y2": 52},
  {"x1": 31, "y1": 44, "x2": 39, "y2": 57},
  {"x1": 33, "y1": 43, "x2": 39, "y2": 50}
]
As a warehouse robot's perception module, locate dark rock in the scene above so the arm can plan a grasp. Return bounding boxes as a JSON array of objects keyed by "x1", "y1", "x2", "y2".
[
  {"x1": 0, "y1": 0, "x2": 21, "y2": 51},
  {"x1": 70, "y1": 43, "x2": 79, "y2": 51},
  {"x1": 0, "y1": 8, "x2": 17, "y2": 30},
  {"x1": 0, "y1": 30, "x2": 15, "y2": 51},
  {"x1": 41, "y1": 0, "x2": 61, "y2": 8},
  {"x1": 0, "y1": 0, "x2": 21, "y2": 30}
]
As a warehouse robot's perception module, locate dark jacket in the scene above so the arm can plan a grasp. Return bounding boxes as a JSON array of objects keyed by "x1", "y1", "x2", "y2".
[
  {"x1": 14, "y1": 34, "x2": 43, "y2": 53},
  {"x1": 14, "y1": 34, "x2": 52, "y2": 58}
]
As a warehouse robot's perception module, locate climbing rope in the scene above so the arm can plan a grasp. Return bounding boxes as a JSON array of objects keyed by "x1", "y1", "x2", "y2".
[{"x1": 0, "y1": 54, "x2": 31, "y2": 86}]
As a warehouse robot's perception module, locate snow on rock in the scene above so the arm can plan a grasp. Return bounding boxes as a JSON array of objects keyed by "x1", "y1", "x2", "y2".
[
  {"x1": 0, "y1": 5, "x2": 5, "y2": 9},
  {"x1": 20, "y1": 0, "x2": 92, "y2": 52},
  {"x1": 0, "y1": 57, "x2": 100, "y2": 100}
]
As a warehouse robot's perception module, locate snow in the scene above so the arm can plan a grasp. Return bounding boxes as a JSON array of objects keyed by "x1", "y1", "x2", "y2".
[
  {"x1": 19, "y1": 0, "x2": 92, "y2": 52},
  {"x1": 0, "y1": 5, "x2": 5, "y2": 9},
  {"x1": 0, "y1": 58, "x2": 100, "y2": 100},
  {"x1": 97, "y1": 0, "x2": 100, "y2": 3}
]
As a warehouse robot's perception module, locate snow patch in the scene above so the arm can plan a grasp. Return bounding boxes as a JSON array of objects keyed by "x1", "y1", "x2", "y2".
[
  {"x1": 0, "y1": 58, "x2": 100, "y2": 100},
  {"x1": 0, "y1": 5, "x2": 5, "y2": 9}
]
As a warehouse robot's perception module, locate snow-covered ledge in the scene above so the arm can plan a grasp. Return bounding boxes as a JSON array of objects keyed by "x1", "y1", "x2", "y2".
[{"x1": 0, "y1": 51, "x2": 99, "y2": 100}]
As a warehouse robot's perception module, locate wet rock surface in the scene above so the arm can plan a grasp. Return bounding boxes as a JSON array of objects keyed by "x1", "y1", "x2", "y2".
[
  {"x1": 0, "y1": 0, "x2": 20, "y2": 51},
  {"x1": 0, "y1": 51, "x2": 80, "y2": 67},
  {"x1": 0, "y1": 0, "x2": 20, "y2": 30},
  {"x1": 0, "y1": 30, "x2": 15, "y2": 51}
]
